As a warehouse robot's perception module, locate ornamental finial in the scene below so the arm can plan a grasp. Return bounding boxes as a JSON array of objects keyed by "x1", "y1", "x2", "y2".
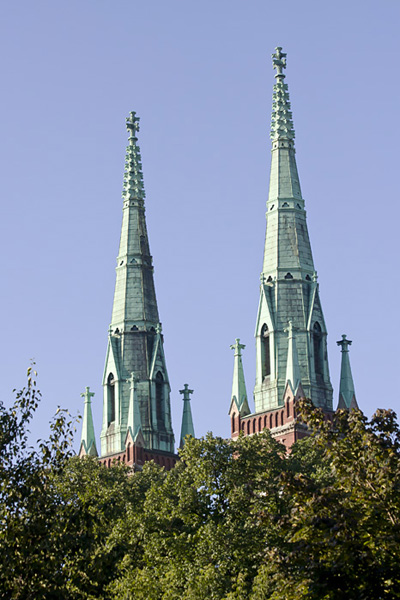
[
  {"x1": 230, "y1": 338, "x2": 246, "y2": 356},
  {"x1": 272, "y1": 47, "x2": 287, "y2": 78},
  {"x1": 337, "y1": 334, "x2": 352, "y2": 352},
  {"x1": 126, "y1": 111, "x2": 140, "y2": 142},
  {"x1": 179, "y1": 383, "x2": 194, "y2": 401}
]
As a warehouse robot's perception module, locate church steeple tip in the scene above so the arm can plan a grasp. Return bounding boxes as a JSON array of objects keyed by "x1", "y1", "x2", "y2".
[
  {"x1": 270, "y1": 47, "x2": 295, "y2": 142},
  {"x1": 123, "y1": 111, "x2": 145, "y2": 201}
]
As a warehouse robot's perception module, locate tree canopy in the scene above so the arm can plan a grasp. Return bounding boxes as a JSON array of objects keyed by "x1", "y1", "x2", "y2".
[{"x1": 1, "y1": 371, "x2": 400, "y2": 599}]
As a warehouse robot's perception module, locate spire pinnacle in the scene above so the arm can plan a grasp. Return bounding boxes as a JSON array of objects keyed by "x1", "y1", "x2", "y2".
[
  {"x1": 127, "y1": 372, "x2": 143, "y2": 442},
  {"x1": 230, "y1": 339, "x2": 250, "y2": 416},
  {"x1": 122, "y1": 111, "x2": 145, "y2": 201},
  {"x1": 179, "y1": 384, "x2": 195, "y2": 447},
  {"x1": 79, "y1": 387, "x2": 98, "y2": 456},
  {"x1": 337, "y1": 334, "x2": 358, "y2": 410},
  {"x1": 285, "y1": 321, "x2": 301, "y2": 393},
  {"x1": 270, "y1": 47, "x2": 295, "y2": 141}
]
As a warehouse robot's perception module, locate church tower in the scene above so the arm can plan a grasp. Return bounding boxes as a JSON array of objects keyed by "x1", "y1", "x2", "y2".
[
  {"x1": 80, "y1": 112, "x2": 179, "y2": 470},
  {"x1": 230, "y1": 48, "x2": 333, "y2": 448}
]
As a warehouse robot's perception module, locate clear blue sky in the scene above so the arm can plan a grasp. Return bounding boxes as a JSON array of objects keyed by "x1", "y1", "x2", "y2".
[{"x1": 0, "y1": 0, "x2": 399, "y2": 449}]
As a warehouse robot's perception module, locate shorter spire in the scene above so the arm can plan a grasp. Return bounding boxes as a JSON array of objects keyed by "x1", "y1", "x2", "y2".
[
  {"x1": 79, "y1": 387, "x2": 98, "y2": 457},
  {"x1": 285, "y1": 321, "x2": 301, "y2": 393},
  {"x1": 127, "y1": 372, "x2": 143, "y2": 442},
  {"x1": 230, "y1": 339, "x2": 250, "y2": 416},
  {"x1": 337, "y1": 335, "x2": 358, "y2": 410},
  {"x1": 179, "y1": 384, "x2": 195, "y2": 448},
  {"x1": 122, "y1": 111, "x2": 146, "y2": 201}
]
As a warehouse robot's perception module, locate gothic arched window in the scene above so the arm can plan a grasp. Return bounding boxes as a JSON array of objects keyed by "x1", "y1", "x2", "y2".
[
  {"x1": 313, "y1": 322, "x2": 323, "y2": 378},
  {"x1": 261, "y1": 324, "x2": 271, "y2": 379},
  {"x1": 155, "y1": 371, "x2": 164, "y2": 426},
  {"x1": 107, "y1": 373, "x2": 115, "y2": 425}
]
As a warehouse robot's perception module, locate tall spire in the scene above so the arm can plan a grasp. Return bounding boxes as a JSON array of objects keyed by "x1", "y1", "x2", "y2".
[
  {"x1": 110, "y1": 111, "x2": 159, "y2": 327},
  {"x1": 337, "y1": 335, "x2": 358, "y2": 410},
  {"x1": 79, "y1": 387, "x2": 97, "y2": 457},
  {"x1": 179, "y1": 384, "x2": 195, "y2": 448},
  {"x1": 253, "y1": 47, "x2": 333, "y2": 415},
  {"x1": 285, "y1": 321, "x2": 301, "y2": 393},
  {"x1": 100, "y1": 113, "x2": 175, "y2": 457},
  {"x1": 230, "y1": 339, "x2": 250, "y2": 416}
]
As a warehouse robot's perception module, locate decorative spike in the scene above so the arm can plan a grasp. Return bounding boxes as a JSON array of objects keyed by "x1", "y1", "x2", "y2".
[
  {"x1": 270, "y1": 48, "x2": 295, "y2": 141},
  {"x1": 122, "y1": 112, "x2": 146, "y2": 201},
  {"x1": 337, "y1": 335, "x2": 358, "y2": 410},
  {"x1": 127, "y1": 372, "x2": 143, "y2": 442},
  {"x1": 230, "y1": 339, "x2": 250, "y2": 416},
  {"x1": 79, "y1": 387, "x2": 98, "y2": 457},
  {"x1": 285, "y1": 321, "x2": 301, "y2": 393},
  {"x1": 179, "y1": 384, "x2": 195, "y2": 448}
]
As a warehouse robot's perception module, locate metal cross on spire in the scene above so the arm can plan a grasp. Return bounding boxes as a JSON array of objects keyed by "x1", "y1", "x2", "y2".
[
  {"x1": 81, "y1": 386, "x2": 95, "y2": 403},
  {"x1": 230, "y1": 338, "x2": 246, "y2": 356},
  {"x1": 179, "y1": 383, "x2": 194, "y2": 401},
  {"x1": 337, "y1": 334, "x2": 352, "y2": 352},
  {"x1": 272, "y1": 46, "x2": 287, "y2": 77},
  {"x1": 126, "y1": 111, "x2": 140, "y2": 141}
]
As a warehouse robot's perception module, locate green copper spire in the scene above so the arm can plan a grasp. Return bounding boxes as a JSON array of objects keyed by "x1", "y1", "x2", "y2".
[
  {"x1": 101, "y1": 113, "x2": 175, "y2": 457},
  {"x1": 253, "y1": 48, "x2": 333, "y2": 415},
  {"x1": 285, "y1": 321, "x2": 301, "y2": 393},
  {"x1": 337, "y1": 335, "x2": 358, "y2": 410},
  {"x1": 230, "y1": 339, "x2": 250, "y2": 416},
  {"x1": 179, "y1": 384, "x2": 195, "y2": 448},
  {"x1": 79, "y1": 387, "x2": 98, "y2": 457},
  {"x1": 110, "y1": 111, "x2": 159, "y2": 327}
]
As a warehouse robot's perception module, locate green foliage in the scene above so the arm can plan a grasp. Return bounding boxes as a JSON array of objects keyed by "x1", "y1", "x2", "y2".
[
  {"x1": 253, "y1": 399, "x2": 400, "y2": 600},
  {"x1": 2, "y1": 375, "x2": 400, "y2": 599},
  {"x1": 110, "y1": 432, "x2": 288, "y2": 600}
]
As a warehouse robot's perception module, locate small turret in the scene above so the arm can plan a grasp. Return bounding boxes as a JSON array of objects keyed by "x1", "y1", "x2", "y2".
[
  {"x1": 179, "y1": 384, "x2": 195, "y2": 448},
  {"x1": 229, "y1": 339, "x2": 250, "y2": 417},
  {"x1": 79, "y1": 387, "x2": 98, "y2": 457},
  {"x1": 337, "y1": 334, "x2": 358, "y2": 410}
]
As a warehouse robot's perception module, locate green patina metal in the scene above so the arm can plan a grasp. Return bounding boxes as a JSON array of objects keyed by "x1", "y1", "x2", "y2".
[
  {"x1": 229, "y1": 339, "x2": 250, "y2": 417},
  {"x1": 100, "y1": 113, "x2": 175, "y2": 457},
  {"x1": 179, "y1": 384, "x2": 195, "y2": 448},
  {"x1": 80, "y1": 387, "x2": 98, "y2": 456},
  {"x1": 126, "y1": 372, "x2": 144, "y2": 444},
  {"x1": 285, "y1": 321, "x2": 301, "y2": 394},
  {"x1": 252, "y1": 48, "x2": 333, "y2": 413},
  {"x1": 337, "y1": 335, "x2": 358, "y2": 410}
]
